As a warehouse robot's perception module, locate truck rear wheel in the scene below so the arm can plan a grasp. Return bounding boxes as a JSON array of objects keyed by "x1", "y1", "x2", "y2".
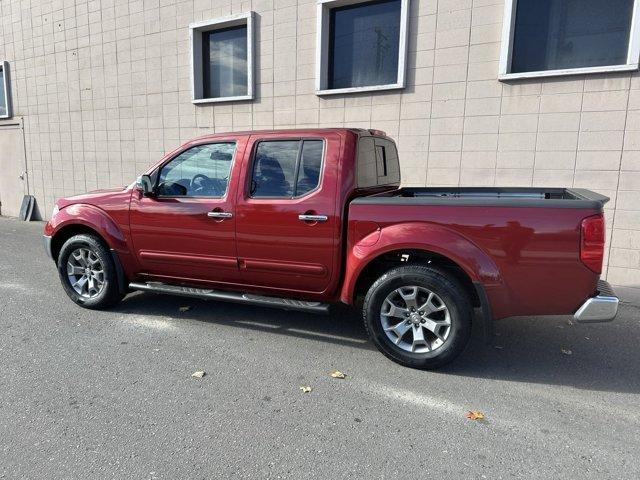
[
  {"x1": 363, "y1": 265, "x2": 472, "y2": 369},
  {"x1": 57, "y1": 234, "x2": 124, "y2": 310}
]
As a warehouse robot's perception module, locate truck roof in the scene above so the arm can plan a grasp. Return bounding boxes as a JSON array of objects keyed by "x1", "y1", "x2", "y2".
[{"x1": 187, "y1": 128, "x2": 388, "y2": 143}]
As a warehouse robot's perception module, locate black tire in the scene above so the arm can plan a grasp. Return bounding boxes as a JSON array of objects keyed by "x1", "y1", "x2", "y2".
[
  {"x1": 363, "y1": 265, "x2": 473, "y2": 369},
  {"x1": 56, "y1": 234, "x2": 124, "y2": 310}
]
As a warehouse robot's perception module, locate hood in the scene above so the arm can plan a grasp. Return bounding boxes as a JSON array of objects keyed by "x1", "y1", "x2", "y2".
[{"x1": 56, "y1": 186, "x2": 131, "y2": 209}]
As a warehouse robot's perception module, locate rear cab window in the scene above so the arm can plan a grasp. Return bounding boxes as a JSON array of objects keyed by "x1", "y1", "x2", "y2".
[
  {"x1": 250, "y1": 139, "x2": 324, "y2": 198},
  {"x1": 356, "y1": 136, "x2": 400, "y2": 188}
]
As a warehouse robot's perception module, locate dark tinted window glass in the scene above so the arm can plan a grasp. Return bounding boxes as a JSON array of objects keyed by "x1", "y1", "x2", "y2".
[
  {"x1": 251, "y1": 141, "x2": 299, "y2": 198},
  {"x1": 250, "y1": 140, "x2": 325, "y2": 198},
  {"x1": 329, "y1": 0, "x2": 401, "y2": 89},
  {"x1": 511, "y1": 0, "x2": 634, "y2": 73},
  {"x1": 357, "y1": 137, "x2": 378, "y2": 188},
  {"x1": 203, "y1": 25, "x2": 248, "y2": 98},
  {"x1": 158, "y1": 143, "x2": 235, "y2": 197},
  {"x1": 295, "y1": 140, "x2": 323, "y2": 196},
  {"x1": 375, "y1": 138, "x2": 400, "y2": 184},
  {"x1": 357, "y1": 136, "x2": 400, "y2": 188}
]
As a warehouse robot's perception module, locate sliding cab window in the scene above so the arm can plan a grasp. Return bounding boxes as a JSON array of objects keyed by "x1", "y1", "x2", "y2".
[
  {"x1": 157, "y1": 142, "x2": 236, "y2": 197},
  {"x1": 249, "y1": 140, "x2": 324, "y2": 198}
]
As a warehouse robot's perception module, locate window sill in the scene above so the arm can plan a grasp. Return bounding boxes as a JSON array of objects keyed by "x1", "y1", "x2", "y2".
[
  {"x1": 192, "y1": 95, "x2": 253, "y2": 104},
  {"x1": 316, "y1": 83, "x2": 404, "y2": 96},
  {"x1": 498, "y1": 63, "x2": 639, "y2": 81}
]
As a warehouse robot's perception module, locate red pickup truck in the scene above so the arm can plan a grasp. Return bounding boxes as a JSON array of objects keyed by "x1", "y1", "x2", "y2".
[{"x1": 44, "y1": 128, "x2": 618, "y2": 369}]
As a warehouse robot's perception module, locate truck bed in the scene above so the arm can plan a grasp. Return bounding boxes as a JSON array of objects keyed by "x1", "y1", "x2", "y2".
[
  {"x1": 347, "y1": 186, "x2": 607, "y2": 320},
  {"x1": 353, "y1": 187, "x2": 609, "y2": 209}
]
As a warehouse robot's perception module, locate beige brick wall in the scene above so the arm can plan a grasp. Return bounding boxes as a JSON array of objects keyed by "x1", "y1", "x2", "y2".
[{"x1": 1, "y1": 0, "x2": 639, "y2": 296}]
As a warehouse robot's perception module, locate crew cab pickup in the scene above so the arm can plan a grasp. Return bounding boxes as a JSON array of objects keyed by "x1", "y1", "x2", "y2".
[{"x1": 44, "y1": 128, "x2": 619, "y2": 368}]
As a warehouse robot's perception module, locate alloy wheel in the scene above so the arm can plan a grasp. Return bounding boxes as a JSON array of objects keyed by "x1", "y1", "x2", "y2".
[
  {"x1": 380, "y1": 286, "x2": 451, "y2": 353},
  {"x1": 66, "y1": 247, "x2": 105, "y2": 299}
]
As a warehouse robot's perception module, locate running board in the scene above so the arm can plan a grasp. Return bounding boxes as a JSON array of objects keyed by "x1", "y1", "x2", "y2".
[{"x1": 128, "y1": 281, "x2": 330, "y2": 314}]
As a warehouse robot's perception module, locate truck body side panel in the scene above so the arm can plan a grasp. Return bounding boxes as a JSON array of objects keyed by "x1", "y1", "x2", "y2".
[{"x1": 344, "y1": 203, "x2": 602, "y2": 319}]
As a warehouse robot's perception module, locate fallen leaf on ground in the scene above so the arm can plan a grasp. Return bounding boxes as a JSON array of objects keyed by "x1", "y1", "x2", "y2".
[
  {"x1": 465, "y1": 411, "x2": 485, "y2": 421},
  {"x1": 330, "y1": 370, "x2": 347, "y2": 379},
  {"x1": 561, "y1": 349, "x2": 573, "y2": 355},
  {"x1": 191, "y1": 371, "x2": 206, "y2": 378},
  {"x1": 300, "y1": 386, "x2": 312, "y2": 393},
  {"x1": 179, "y1": 306, "x2": 191, "y2": 312}
]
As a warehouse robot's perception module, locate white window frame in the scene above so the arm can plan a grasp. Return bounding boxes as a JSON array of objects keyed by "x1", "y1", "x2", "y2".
[
  {"x1": 315, "y1": 0, "x2": 410, "y2": 96},
  {"x1": 0, "y1": 61, "x2": 11, "y2": 119},
  {"x1": 499, "y1": 0, "x2": 640, "y2": 81},
  {"x1": 189, "y1": 12, "x2": 254, "y2": 104}
]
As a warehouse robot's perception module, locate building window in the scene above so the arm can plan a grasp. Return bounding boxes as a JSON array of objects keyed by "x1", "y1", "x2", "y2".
[
  {"x1": 316, "y1": 0, "x2": 410, "y2": 95},
  {"x1": 499, "y1": 0, "x2": 640, "y2": 80},
  {"x1": 190, "y1": 12, "x2": 254, "y2": 103},
  {"x1": 0, "y1": 61, "x2": 11, "y2": 119}
]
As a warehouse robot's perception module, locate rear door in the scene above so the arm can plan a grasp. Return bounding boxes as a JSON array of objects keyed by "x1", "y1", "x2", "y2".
[
  {"x1": 235, "y1": 132, "x2": 341, "y2": 294},
  {"x1": 129, "y1": 137, "x2": 247, "y2": 285}
]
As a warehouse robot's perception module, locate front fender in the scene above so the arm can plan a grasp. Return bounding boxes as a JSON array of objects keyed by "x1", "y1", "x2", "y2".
[
  {"x1": 340, "y1": 222, "x2": 503, "y2": 305},
  {"x1": 44, "y1": 203, "x2": 129, "y2": 254}
]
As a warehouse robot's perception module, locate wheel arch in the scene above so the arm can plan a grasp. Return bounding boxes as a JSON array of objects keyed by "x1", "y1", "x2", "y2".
[
  {"x1": 48, "y1": 204, "x2": 128, "y2": 262},
  {"x1": 343, "y1": 222, "x2": 502, "y2": 304},
  {"x1": 342, "y1": 222, "x2": 503, "y2": 342},
  {"x1": 351, "y1": 248, "x2": 481, "y2": 309},
  {"x1": 51, "y1": 222, "x2": 129, "y2": 296},
  {"x1": 349, "y1": 247, "x2": 496, "y2": 343},
  {"x1": 51, "y1": 223, "x2": 107, "y2": 262}
]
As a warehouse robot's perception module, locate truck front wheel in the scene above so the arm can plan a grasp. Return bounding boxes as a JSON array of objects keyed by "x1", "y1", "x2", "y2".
[
  {"x1": 363, "y1": 265, "x2": 473, "y2": 369},
  {"x1": 56, "y1": 234, "x2": 124, "y2": 310}
]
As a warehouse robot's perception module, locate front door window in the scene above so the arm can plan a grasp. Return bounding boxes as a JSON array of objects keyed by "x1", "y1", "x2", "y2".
[{"x1": 158, "y1": 142, "x2": 236, "y2": 197}]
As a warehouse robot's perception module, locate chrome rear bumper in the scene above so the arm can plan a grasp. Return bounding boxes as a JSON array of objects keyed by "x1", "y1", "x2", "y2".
[{"x1": 574, "y1": 280, "x2": 618, "y2": 323}]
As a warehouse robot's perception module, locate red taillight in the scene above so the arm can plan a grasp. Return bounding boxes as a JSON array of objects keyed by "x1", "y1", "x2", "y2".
[{"x1": 580, "y1": 214, "x2": 605, "y2": 274}]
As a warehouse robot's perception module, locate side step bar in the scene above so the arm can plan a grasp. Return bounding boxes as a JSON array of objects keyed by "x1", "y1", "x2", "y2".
[{"x1": 129, "y1": 281, "x2": 330, "y2": 314}]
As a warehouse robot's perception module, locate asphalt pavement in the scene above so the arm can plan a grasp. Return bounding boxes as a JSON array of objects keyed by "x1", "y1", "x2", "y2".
[{"x1": 1, "y1": 216, "x2": 639, "y2": 479}]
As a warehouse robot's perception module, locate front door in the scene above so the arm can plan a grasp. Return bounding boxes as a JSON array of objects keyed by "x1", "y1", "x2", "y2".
[
  {"x1": 129, "y1": 138, "x2": 246, "y2": 285},
  {"x1": 0, "y1": 120, "x2": 27, "y2": 217},
  {"x1": 235, "y1": 133, "x2": 340, "y2": 295}
]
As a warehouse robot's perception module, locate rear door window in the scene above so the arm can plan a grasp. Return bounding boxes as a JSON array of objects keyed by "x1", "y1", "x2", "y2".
[{"x1": 250, "y1": 139, "x2": 324, "y2": 198}]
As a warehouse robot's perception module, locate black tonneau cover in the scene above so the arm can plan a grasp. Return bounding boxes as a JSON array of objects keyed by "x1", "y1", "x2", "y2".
[{"x1": 353, "y1": 187, "x2": 609, "y2": 210}]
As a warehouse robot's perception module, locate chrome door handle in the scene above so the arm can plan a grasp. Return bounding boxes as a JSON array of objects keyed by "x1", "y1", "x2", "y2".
[
  {"x1": 298, "y1": 214, "x2": 328, "y2": 222},
  {"x1": 207, "y1": 211, "x2": 233, "y2": 219}
]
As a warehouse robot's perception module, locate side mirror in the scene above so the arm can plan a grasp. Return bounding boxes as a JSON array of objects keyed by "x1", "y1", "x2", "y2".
[{"x1": 135, "y1": 174, "x2": 155, "y2": 197}]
